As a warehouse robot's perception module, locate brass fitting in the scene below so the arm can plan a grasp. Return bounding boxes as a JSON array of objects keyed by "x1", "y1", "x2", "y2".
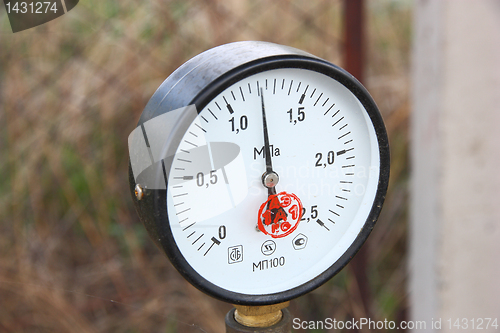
[{"x1": 233, "y1": 302, "x2": 290, "y2": 327}]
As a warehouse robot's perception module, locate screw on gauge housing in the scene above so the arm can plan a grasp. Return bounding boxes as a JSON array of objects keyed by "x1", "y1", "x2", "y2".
[{"x1": 134, "y1": 184, "x2": 144, "y2": 200}]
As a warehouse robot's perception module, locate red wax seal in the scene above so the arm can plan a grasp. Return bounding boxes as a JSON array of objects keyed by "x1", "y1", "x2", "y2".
[{"x1": 257, "y1": 192, "x2": 303, "y2": 238}]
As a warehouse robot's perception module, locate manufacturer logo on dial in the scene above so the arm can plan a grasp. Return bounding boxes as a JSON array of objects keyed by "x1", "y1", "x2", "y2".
[
  {"x1": 292, "y1": 234, "x2": 308, "y2": 250},
  {"x1": 228, "y1": 245, "x2": 243, "y2": 264},
  {"x1": 261, "y1": 240, "x2": 277, "y2": 256}
]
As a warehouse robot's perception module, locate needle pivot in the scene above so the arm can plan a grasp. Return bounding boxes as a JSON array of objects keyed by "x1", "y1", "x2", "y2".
[{"x1": 262, "y1": 171, "x2": 279, "y2": 188}]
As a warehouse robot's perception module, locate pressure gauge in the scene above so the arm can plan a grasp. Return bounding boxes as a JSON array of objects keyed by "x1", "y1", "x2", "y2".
[{"x1": 128, "y1": 41, "x2": 389, "y2": 305}]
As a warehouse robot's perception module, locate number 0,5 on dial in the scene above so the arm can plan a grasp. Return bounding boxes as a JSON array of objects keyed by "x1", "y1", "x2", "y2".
[{"x1": 128, "y1": 42, "x2": 389, "y2": 305}]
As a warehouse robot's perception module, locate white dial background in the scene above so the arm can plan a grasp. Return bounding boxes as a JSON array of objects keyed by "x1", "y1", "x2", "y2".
[{"x1": 166, "y1": 68, "x2": 380, "y2": 295}]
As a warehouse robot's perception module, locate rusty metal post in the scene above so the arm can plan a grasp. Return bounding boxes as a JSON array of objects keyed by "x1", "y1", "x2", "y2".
[
  {"x1": 343, "y1": 0, "x2": 365, "y2": 82},
  {"x1": 343, "y1": 0, "x2": 372, "y2": 325}
]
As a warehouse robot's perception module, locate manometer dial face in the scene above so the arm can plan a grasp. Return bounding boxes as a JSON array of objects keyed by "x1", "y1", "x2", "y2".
[
  {"x1": 129, "y1": 41, "x2": 389, "y2": 305},
  {"x1": 166, "y1": 68, "x2": 381, "y2": 296}
]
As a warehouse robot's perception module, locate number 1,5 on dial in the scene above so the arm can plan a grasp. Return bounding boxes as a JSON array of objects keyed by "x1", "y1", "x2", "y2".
[{"x1": 287, "y1": 107, "x2": 305, "y2": 124}]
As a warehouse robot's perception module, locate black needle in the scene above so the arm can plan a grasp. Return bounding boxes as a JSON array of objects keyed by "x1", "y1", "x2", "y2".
[{"x1": 260, "y1": 88, "x2": 277, "y2": 196}]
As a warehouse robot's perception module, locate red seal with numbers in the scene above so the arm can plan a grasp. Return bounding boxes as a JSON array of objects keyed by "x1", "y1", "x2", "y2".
[{"x1": 258, "y1": 192, "x2": 303, "y2": 238}]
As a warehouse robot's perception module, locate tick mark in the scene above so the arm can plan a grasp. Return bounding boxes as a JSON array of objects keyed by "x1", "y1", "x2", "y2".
[
  {"x1": 310, "y1": 88, "x2": 316, "y2": 98},
  {"x1": 176, "y1": 208, "x2": 191, "y2": 215},
  {"x1": 204, "y1": 238, "x2": 220, "y2": 256},
  {"x1": 239, "y1": 86, "x2": 245, "y2": 101},
  {"x1": 338, "y1": 131, "x2": 351, "y2": 140},
  {"x1": 329, "y1": 209, "x2": 340, "y2": 216},
  {"x1": 324, "y1": 103, "x2": 335, "y2": 115},
  {"x1": 192, "y1": 234, "x2": 204, "y2": 245},
  {"x1": 316, "y1": 219, "x2": 330, "y2": 231},
  {"x1": 332, "y1": 116, "x2": 344, "y2": 127},
  {"x1": 195, "y1": 124, "x2": 207, "y2": 133},
  {"x1": 182, "y1": 222, "x2": 195, "y2": 231},
  {"x1": 208, "y1": 108, "x2": 218, "y2": 120},
  {"x1": 314, "y1": 93, "x2": 323, "y2": 106},
  {"x1": 185, "y1": 140, "x2": 198, "y2": 147},
  {"x1": 299, "y1": 94, "x2": 305, "y2": 104}
]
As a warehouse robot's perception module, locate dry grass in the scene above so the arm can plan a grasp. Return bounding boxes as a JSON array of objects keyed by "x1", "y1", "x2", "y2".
[{"x1": 0, "y1": 0, "x2": 411, "y2": 332}]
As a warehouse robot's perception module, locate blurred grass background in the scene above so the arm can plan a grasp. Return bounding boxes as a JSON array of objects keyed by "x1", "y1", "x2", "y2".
[{"x1": 0, "y1": 0, "x2": 411, "y2": 332}]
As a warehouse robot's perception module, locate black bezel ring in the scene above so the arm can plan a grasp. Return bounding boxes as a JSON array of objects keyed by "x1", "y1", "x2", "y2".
[{"x1": 129, "y1": 42, "x2": 389, "y2": 306}]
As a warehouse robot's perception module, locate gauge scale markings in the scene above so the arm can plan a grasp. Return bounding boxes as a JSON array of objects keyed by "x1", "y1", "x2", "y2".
[{"x1": 170, "y1": 75, "x2": 360, "y2": 249}]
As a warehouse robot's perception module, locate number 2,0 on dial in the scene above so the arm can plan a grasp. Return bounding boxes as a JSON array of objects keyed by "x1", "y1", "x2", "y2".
[{"x1": 166, "y1": 68, "x2": 381, "y2": 296}]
